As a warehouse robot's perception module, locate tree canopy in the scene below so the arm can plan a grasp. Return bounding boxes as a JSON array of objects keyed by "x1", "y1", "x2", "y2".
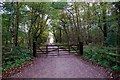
[{"x1": 1, "y1": 1, "x2": 120, "y2": 75}]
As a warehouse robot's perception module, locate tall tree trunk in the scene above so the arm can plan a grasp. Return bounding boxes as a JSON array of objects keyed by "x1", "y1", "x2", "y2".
[
  {"x1": 53, "y1": 29, "x2": 58, "y2": 43},
  {"x1": 102, "y1": 3, "x2": 107, "y2": 46},
  {"x1": 103, "y1": 15, "x2": 107, "y2": 46},
  {"x1": 33, "y1": 36, "x2": 37, "y2": 57},
  {"x1": 115, "y1": 2, "x2": 120, "y2": 54},
  {"x1": 59, "y1": 28, "x2": 62, "y2": 43},
  {"x1": 117, "y1": 27, "x2": 120, "y2": 54},
  {"x1": 15, "y1": 2, "x2": 19, "y2": 47},
  {"x1": 63, "y1": 24, "x2": 70, "y2": 44}
]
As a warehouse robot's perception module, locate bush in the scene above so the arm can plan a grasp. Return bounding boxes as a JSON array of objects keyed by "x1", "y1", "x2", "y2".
[
  {"x1": 2, "y1": 48, "x2": 31, "y2": 70},
  {"x1": 112, "y1": 65, "x2": 120, "y2": 71},
  {"x1": 83, "y1": 46, "x2": 120, "y2": 72}
]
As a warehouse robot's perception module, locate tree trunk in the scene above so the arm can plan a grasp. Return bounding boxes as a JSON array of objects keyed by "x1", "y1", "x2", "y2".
[
  {"x1": 116, "y1": 2, "x2": 120, "y2": 54},
  {"x1": 33, "y1": 41, "x2": 36, "y2": 57},
  {"x1": 63, "y1": 24, "x2": 70, "y2": 44},
  {"x1": 102, "y1": 3, "x2": 107, "y2": 46},
  {"x1": 33, "y1": 37, "x2": 37, "y2": 57},
  {"x1": 103, "y1": 19, "x2": 107, "y2": 46},
  {"x1": 15, "y1": 2, "x2": 19, "y2": 47},
  {"x1": 59, "y1": 28, "x2": 62, "y2": 43},
  {"x1": 117, "y1": 25, "x2": 120, "y2": 54}
]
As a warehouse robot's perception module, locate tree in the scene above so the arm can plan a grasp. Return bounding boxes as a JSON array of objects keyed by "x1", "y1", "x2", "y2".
[
  {"x1": 26, "y1": 2, "x2": 52, "y2": 56},
  {"x1": 114, "y1": 2, "x2": 120, "y2": 54}
]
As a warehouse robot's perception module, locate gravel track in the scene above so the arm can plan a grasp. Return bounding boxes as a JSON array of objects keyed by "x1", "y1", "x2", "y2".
[{"x1": 11, "y1": 46, "x2": 109, "y2": 78}]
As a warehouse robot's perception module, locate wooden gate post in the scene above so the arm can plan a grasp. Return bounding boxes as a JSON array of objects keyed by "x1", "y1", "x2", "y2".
[
  {"x1": 46, "y1": 45, "x2": 48, "y2": 56},
  {"x1": 79, "y1": 42, "x2": 83, "y2": 55},
  {"x1": 58, "y1": 45, "x2": 59, "y2": 56},
  {"x1": 69, "y1": 45, "x2": 70, "y2": 55},
  {"x1": 33, "y1": 41, "x2": 37, "y2": 57}
]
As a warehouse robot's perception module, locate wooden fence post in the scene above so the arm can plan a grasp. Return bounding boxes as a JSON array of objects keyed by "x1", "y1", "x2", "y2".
[{"x1": 79, "y1": 42, "x2": 83, "y2": 55}]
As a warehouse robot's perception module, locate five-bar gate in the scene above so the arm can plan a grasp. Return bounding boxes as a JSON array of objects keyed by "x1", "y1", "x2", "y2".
[{"x1": 36, "y1": 43, "x2": 83, "y2": 57}]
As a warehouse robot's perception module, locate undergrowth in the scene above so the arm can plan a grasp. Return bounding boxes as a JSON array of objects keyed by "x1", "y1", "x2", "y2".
[
  {"x1": 83, "y1": 46, "x2": 120, "y2": 72},
  {"x1": 2, "y1": 48, "x2": 31, "y2": 70}
]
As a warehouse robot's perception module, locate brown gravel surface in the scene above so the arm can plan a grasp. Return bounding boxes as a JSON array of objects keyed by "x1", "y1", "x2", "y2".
[{"x1": 10, "y1": 50, "x2": 110, "y2": 78}]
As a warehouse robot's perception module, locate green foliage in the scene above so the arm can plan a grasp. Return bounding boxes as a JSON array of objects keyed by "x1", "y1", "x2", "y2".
[
  {"x1": 112, "y1": 65, "x2": 120, "y2": 72},
  {"x1": 83, "y1": 48, "x2": 92, "y2": 59},
  {"x1": 1, "y1": 2, "x2": 120, "y2": 73},
  {"x1": 2, "y1": 48, "x2": 31, "y2": 70},
  {"x1": 83, "y1": 46, "x2": 120, "y2": 71},
  {"x1": 52, "y1": 2, "x2": 68, "y2": 9},
  {"x1": 106, "y1": 27, "x2": 117, "y2": 47}
]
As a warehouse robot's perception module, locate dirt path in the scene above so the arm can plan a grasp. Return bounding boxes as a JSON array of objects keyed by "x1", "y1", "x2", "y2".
[{"x1": 11, "y1": 46, "x2": 110, "y2": 78}]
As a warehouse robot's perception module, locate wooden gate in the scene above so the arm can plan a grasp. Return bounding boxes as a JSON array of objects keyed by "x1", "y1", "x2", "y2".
[{"x1": 36, "y1": 43, "x2": 83, "y2": 57}]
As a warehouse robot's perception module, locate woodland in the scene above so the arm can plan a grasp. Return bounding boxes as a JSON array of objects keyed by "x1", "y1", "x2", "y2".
[{"x1": 1, "y1": 1, "x2": 120, "y2": 76}]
